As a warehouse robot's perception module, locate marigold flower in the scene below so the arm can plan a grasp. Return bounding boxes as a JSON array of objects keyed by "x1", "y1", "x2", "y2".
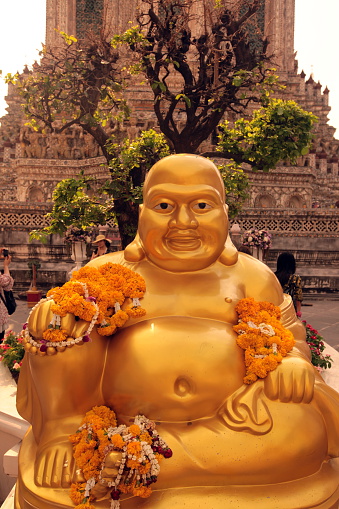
[
  {"x1": 42, "y1": 328, "x2": 69, "y2": 343},
  {"x1": 111, "y1": 434, "x2": 125, "y2": 449},
  {"x1": 129, "y1": 424, "x2": 141, "y2": 436},
  {"x1": 234, "y1": 297, "x2": 295, "y2": 384},
  {"x1": 69, "y1": 482, "x2": 86, "y2": 505},
  {"x1": 132, "y1": 485, "x2": 152, "y2": 498},
  {"x1": 127, "y1": 441, "x2": 142, "y2": 455}
]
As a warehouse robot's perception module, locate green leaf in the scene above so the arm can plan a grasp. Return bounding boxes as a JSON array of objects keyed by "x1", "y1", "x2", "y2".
[{"x1": 232, "y1": 77, "x2": 242, "y2": 87}]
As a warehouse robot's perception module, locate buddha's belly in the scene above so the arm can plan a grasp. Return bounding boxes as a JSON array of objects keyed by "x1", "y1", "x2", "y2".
[{"x1": 103, "y1": 316, "x2": 245, "y2": 421}]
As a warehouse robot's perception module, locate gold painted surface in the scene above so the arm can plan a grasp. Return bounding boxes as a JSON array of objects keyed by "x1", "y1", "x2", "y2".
[{"x1": 16, "y1": 154, "x2": 339, "y2": 508}]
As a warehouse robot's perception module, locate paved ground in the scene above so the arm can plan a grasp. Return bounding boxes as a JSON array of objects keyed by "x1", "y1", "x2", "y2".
[
  {"x1": 300, "y1": 299, "x2": 339, "y2": 351},
  {"x1": 7, "y1": 296, "x2": 339, "y2": 350}
]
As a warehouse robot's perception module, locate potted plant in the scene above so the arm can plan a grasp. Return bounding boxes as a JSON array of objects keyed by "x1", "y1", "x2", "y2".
[
  {"x1": 27, "y1": 259, "x2": 42, "y2": 308},
  {"x1": 242, "y1": 228, "x2": 272, "y2": 261}
]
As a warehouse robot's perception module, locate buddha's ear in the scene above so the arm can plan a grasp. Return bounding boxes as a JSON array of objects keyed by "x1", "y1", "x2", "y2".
[
  {"x1": 124, "y1": 232, "x2": 146, "y2": 262},
  {"x1": 218, "y1": 234, "x2": 239, "y2": 266}
]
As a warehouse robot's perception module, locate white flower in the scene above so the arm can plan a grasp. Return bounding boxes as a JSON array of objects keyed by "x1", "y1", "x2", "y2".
[{"x1": 258, "y1": 323, "x2": 275, "y2": 336}]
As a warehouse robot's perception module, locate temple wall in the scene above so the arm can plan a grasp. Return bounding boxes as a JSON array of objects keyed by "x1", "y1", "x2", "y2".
[
  {"x1": 234, "y1": 208, "x2": 339, "y2": 293},
  {"x1": 1, "y1": 201, "x2": 338, "y2": 294}
]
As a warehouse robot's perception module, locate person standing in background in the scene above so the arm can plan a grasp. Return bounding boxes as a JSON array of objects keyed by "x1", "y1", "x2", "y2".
[
  {"x1": 90, "y1": 235, "x2": 111, "y2": 260},
  {"x1": 0, "y1": 248, "x2": 14, "y2": 341},
  {"x1": 275, "y1": 252, "x2": 303, "y2": 314}
]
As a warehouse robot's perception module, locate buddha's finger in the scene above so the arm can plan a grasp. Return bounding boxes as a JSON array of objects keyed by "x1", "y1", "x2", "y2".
[
  {"x1": 61, "y1": 450, "x2": 75, "y2": 488},
  {"x1": 264, "y1": 371, "x2": 279, "y2": 400},
  {"x1": 91, "y1": 482, "x2": 110, "y2": 500},
  {"x1": 291, "y1": 369, "x2": 306, "y2": 403},
  {"x1": 278, "y1": 370, "x2": 293, "y2": 402},
  {"x1": 62, "y1": 313, "x2": 89, "y2": 339},
  {"x1": 35, "y1": 448, "x2": 54, "y2": 487},
  {"x1": 50, "y1": 449, "x2": 64, "y2": 488},
  {"x1": 303, "y1": 369, "x2": 315, "y2": 403},
  {"x1": 28, "y1": 300, "x2": 54, "y2": 340},
  {"x1": 104, "y1": 450, "x2": 123, "y2": 468}
]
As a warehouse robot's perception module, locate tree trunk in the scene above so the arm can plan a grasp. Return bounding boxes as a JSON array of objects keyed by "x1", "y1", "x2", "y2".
[{"x1": 113, "y1": 197, "x2": 139, "y2": 249}]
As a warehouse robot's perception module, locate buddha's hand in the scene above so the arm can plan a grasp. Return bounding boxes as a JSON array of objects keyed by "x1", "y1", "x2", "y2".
[
  {"x1": 28, "y1": 299, "x2": 89, "y2": 341},
  {"x1": 35, "y1": 437, "x2": 79, "y2": 488},
  {"x1": 264, "y1": 356, "x2": 315, "y2": 403},
  {"x1": 91, "y1": 451, "x2": 123, "y2": 500}
]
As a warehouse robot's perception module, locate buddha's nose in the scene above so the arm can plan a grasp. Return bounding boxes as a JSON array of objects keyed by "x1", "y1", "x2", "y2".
[{"x1": 170, "y1": 205, "x2": 198, "y2": 228}]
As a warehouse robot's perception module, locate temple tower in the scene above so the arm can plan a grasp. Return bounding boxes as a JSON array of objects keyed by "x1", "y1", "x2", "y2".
[
  {"x1": 45, "y1": 0, "x2": 296, "y2": 74},
  {"x1": 264, "y1": 0, "x2": 296, "y2": 72},
  {"x1": 46, "y1": 0, "x2": 138, "y2": 47}
]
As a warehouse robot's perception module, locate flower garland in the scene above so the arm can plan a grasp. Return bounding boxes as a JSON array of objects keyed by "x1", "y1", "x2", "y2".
[
  {"x1": 23, "y1": 263, "x2": 146, "y2": 356},
  {"x1": 242, "y1": 228, "x2": 272, "y2": 250},
  {"x1": 233, "y1": 297, "x2": 295, "y2": 384},
  {"x1": 69, "y1": 406, "x2": 172, "y2": 509}
]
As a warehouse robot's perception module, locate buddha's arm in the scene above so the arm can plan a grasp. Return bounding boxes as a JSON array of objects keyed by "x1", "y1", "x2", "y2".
[
  {"x1": 237, "y1": 258, "x2": 315, "y2": 403},
  {"x1": 239, "y1": 256, "x2": 311, "y2": 361},
  {"x1": 17, "y1": 300, "x2": 107, "y2": 488},
  {"x1": 263, "y1": 295, "x2": 315, "y2": 403},
  {"x1": 279, "y1": 294, "x2": 311, "y2": 360}
]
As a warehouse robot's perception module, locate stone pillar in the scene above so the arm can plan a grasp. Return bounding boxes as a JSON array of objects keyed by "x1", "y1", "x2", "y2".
[
  {"x1": 330, "y1": 157, "x2": 338, "y2": 177},
  {"x1": 317, "y1": 153, "x2": 327, "y2": 174},
  {"x1": 3, "y1": 143, "x2": 12, "y2": 163}
]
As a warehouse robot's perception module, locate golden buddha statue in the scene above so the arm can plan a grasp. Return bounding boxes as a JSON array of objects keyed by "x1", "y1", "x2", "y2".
[{"x1": 16, "y1": 154, "x2": 339, "y2": 509}]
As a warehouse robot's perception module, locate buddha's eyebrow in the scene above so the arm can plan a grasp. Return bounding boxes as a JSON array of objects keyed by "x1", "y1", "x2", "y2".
[{"x1": 146, "y1": 184, "x2": 223, "y2": 203}]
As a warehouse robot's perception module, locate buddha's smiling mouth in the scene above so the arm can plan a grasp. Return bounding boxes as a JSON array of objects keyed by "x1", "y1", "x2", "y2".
[{"x1": 165, "y1": 233, "x2": 201, "y2": 251}]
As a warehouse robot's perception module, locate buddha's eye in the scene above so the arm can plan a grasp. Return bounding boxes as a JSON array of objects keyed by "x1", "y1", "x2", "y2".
[
  {"x1": 192, "y1": 202, "x2": 212, "y2": 211},
  {"x1": 154, "y1": 202, "x2": 174, "y2": 212}
]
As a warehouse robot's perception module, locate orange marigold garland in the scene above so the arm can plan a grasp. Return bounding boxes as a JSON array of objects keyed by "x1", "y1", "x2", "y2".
[
  {"x1": 23, "y1": 264, "x2": 146, "y2": 356},
  {"x1": 233, "y1": 297, "x2": 295, "y2": 384},
  {"x1": 69, "y1": 406, "x2": 172, "y2": 509}
]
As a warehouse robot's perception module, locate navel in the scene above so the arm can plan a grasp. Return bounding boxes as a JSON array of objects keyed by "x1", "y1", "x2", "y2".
[{"x1": 174, "y1": 376, "x2": 195, "y2": 397}]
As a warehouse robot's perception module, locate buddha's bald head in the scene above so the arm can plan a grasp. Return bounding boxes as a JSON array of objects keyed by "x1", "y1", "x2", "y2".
[
  {"x1": 143, "y1": 154, "x2": 226, "y2": 203},
  {"x1": 135, "y1": 154, "x2": 230, "y2": 272}
]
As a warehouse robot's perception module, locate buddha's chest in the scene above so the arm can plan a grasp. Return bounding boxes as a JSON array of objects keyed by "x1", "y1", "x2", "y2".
[
  {"x1": 136, "y1": 273, "x2": 243, "y2": 323},
  {"x1": 102, "y1": 316, "x2": 245, "y2": 422}
]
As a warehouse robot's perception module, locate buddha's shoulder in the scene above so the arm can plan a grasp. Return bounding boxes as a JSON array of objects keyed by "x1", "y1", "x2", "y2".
[
  {"x1": 230, "y1": 253, "x2": 283, "y2": 304},
  {"x1": 236, "y1": 252, "x2": 273, "y2": 273},
  {"x1": 86, "y1": 251, "x2": 126, "y2": 269}
]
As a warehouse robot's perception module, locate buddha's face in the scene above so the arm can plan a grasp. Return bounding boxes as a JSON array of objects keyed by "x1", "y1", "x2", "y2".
[{"x1": 138, "y1": 154, "x2": 228, "y2": 272}]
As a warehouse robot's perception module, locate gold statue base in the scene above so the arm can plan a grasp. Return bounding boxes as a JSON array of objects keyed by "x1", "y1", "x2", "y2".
[{"x1": 15, "y1": 428, "x2": 339, "y2": 509}]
